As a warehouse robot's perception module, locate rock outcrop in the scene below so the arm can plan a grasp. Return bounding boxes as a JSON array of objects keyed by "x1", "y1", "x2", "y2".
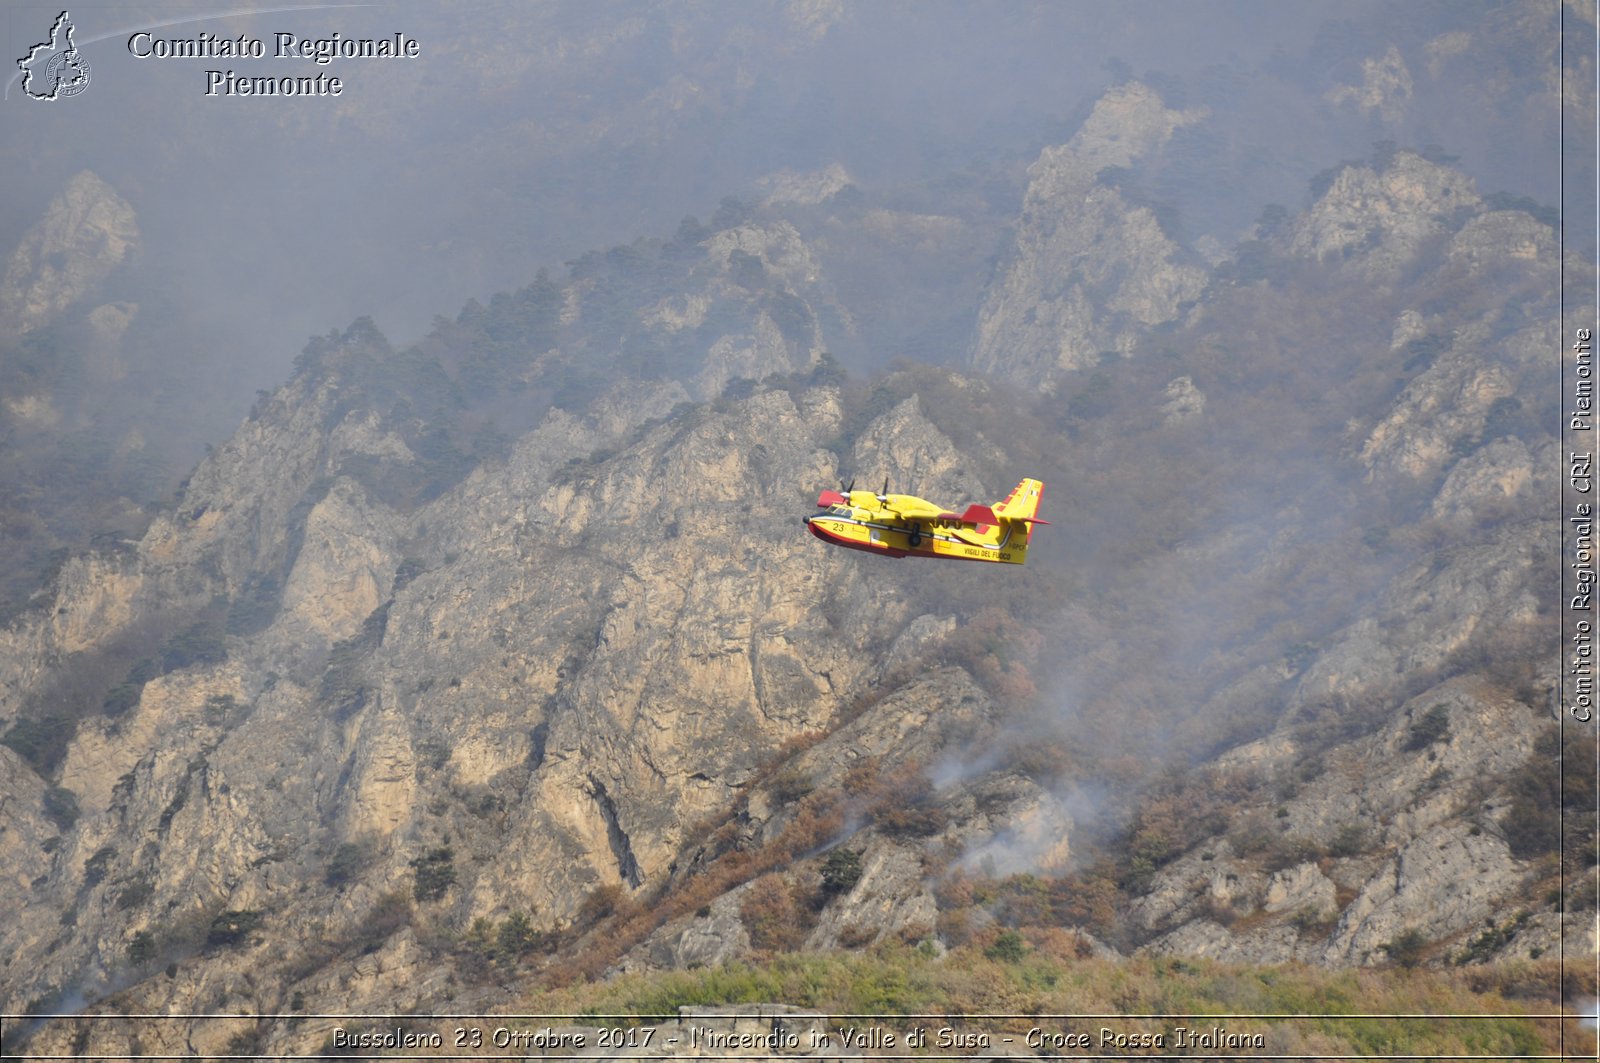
[
  {"x1": 1291, "y1": 151, "x2": 1480, "y2": 282},
  {"x1": 2, "y1": 339, "x2": 1060, "y2": 1055},
  {"x1": 973, "y1": 83, "x2": 1208, "y2": 391},
  {"x1": 0, "y1": 171, "x2": 139, "y2": 339},
  {"x1": 1, "y1": 58, "x2": 1573, "y2": 1058}
]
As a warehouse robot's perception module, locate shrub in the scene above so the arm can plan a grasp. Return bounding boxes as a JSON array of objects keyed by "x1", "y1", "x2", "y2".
[
  {"x1": 83, "y1": 845, "x2": 116, "y2": 888},
  {"x1": 127, "y1": 930, "x2": 156, "y2": 965},
  {"x1": 226, "y1": 569, "x2": 282, "y2": 635},
  {"x1": 2, "y1": 712, "x2": 78, "y2": 774},
  {"x1": 1054, "y1": 862, "x2": 1121, "y2": 937},
  {"x1": 1290, "y1": 906, "x2": 1338, "y2": 935},
  {"x1": 768, "y1": 767, "x2": 815, "y2": 803},
  {"x1": 416, "y1": 736, "x2": 451, "y2": 773},
  {"x1": 1502, "y1": 795, "x2": 1560, "y2": 860},
  {"x1": 496, "y1": 911, "x2": 550, "y2": 961},
  {"x1": 204, "y1": 694, "x2": 240, "y2": 725},
  {"x1": 739, "y1": 875, "x2": 808, "y2": 951},
  {"x1": 352, "y1": 890, "x2": 412, "y2": 953},
  {"x1": 158, "y1": 621, "x2": 228, "y2": 673},
  {"x1": 324, "y1": 842, "x2": 367, "y2": 889},
  {"x1": 821, "y1": 849, "x2": 863, "y2": 895},
  {"x1": 116, "y1": 878, "x2": 155, "y2": 911},
  {"x1": 572, "y1": 882, "x2": 644, "y2": 938},
  {"x1": 42, "y1": 786, "x2": 80, "y2": 831},
  {"x1": 1402, "y1": 704, "x2": 1450, "y2": 752},
  {"x1": 1261, "y1": 834, "x2": 1323, "y2": 874},
  {"x1": 410, "y1": 847, "x2": 456, "y2": 902},
  {"x1": 206, "y1": 909, "x2": 263, "y2": 947},
  {"x1": 985, "y1": 929, "x2": 1028, "y2": 963},
  {"x1": 102, "y1": 682, "x2": 143, "y2": 716},
  {"x1": 847, "y1": 760, "x2": 947, "y2": 838},
  {"x1": 1499, "y1": 729, "x2": 1592, "y2": 860},
  {"x1": 1380, "y1": 928, "x2": 1429, "y2": 969},
  {"x1": 1328, "y1": 822, "x2": 1370, "y2": 858},
  {"x1": 837, "y1": 925, "x2": 877, "y2": 948},
  {"x1": 1454, "y1": 912, "x2": 1530, "y2": 965}
]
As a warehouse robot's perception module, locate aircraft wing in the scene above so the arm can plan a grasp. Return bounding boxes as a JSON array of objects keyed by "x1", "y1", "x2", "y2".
[{"x1": 883, "y1": 495, "x2": 946, "y2": 521}]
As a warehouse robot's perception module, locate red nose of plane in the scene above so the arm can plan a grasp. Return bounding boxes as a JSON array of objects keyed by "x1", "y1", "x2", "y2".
[{"x1": 817, "y1": 490, "x2": 847, "y2": 508}]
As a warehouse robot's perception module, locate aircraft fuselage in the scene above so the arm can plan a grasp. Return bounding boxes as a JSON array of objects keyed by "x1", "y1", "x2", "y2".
[{"x1": 803, "y1": 508, "x2": 1025, "y2": 563}]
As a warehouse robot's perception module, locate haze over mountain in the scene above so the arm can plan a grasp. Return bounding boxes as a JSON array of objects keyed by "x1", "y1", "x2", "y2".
[{"x1": 0, "y1": 2, "x2": 1594, "y2": 1058}]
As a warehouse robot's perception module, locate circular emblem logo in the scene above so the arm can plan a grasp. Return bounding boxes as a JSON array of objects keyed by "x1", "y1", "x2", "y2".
[{"x1": 44, "y1": 49, "x2": 91, "y2": 97}]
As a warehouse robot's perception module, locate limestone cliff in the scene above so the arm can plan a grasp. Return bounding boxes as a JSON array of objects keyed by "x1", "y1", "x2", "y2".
[
  {"x1": 1290, "y1": 152, "x2": 1480, "y2": 282},
  {"x1": 4, "y1": 343, "x2": 1070, "y2": 1056},
  {"x1": 0, "y1": 172, "x2": 139, "y2": 340},
  {"x1": 972, "y1": 83, "x2": 1209, "y2": 392},
  {"x1": 0, "y1": 73, "x2": 1577, "y2": 1059}
]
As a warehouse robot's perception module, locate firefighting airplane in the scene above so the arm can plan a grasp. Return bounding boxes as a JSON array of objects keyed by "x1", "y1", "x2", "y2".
[{"x1": 803, "y1": 478, "x2": 1047, "y2": 564}]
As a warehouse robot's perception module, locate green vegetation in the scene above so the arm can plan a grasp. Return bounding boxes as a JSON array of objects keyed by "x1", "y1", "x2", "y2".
[
  {"x1": 0, "y1": 49, "x2": 1571, "y2": 1036},
  {"x1": 157, "y1": 773, "x2": 191, "y2": 833},
  {"x1": 820, "y1": 849, "x2": 863, "y2": 895},
  {"x1": 1402, "y1": 703, "x2": 1451, "y2": 751},
  {"x1": 1379, "y1": 927, "x2": 1431, "y2": 969},
  {"x1": 1502, "y1": 728, "x2": 1597, "y2": 861},
  {"x1": 41, "y1": 786, "x2": 80, "y2": 831},
  {"x1": 91, "y1": 617, "x2": 233, "y2": 723},
  {"x1": 2, "y1": 601, "x2": 233, "y2": 783},
  {"x1": 410, "y1": 847, "x2": 457, "y2": 902},
  {"x1": 101, "y1": 680, "x2": 143, "y2": 716},
  {"x1": 1327, "y1": 822, "x2": 1370, "y2": 858},
  {"x1": 127, "y1": 930, "x2": 156, "y2": 965},
  {"x1": 114, "y1": 877, "x2": 154, "y2": 911},
  {"x1": 348, "y1": 890, "x2": 413, "y2": 956},
  {"x1": 521, "y1": 943, "x2": 1575, "y2": 1060},
  {"x1": 225, "y1": 572, "x2": 281, "y2": 636},
  {"x1": 321, "y1": 602, "x2": 390, "y2": 722},
  {"x1": 0, "y1": 305, "x2": 194, "y2": 623},
  {"x1": 1456, "y1": 911, "x2": 1531, "y2": 966},
  {"x1": 323, "y1": 841, "x2": 368, "y2": 889},
  {"x1": 82, "y1": 845, "x2": 116, "y2": 888},
  {"x1": 494, "y1": 911, "x2": 551, "y2": 960},
  {"x1": 203, "y1": 694, "x2": 240, "y2": 726},
  {"x1": 156, "y1": 620, "x2": 227, "y2": 672},
  {"x1": 1, "y1": 711, "x2": 78, "y2": 775},
  {"x1": 205, "y1": 909, "x2": 263, "y2": 947},
  {"x1": 1483, "y1": 191, "x2": 1560, "y2": 230},
  {"x1": 983, "y1": 929, "x2": 1027, "y2": 962},
  {"x1": 463, "y1": 911, "x2": 557, "y2": 969}
]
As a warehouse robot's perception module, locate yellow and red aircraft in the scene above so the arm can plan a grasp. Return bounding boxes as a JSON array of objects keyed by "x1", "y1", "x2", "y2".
[{"x1": 803, "y1": 477, "x2": 1047, "y2": 564}]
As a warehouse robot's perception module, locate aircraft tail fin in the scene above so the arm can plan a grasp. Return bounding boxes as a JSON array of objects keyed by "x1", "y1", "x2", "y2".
[{"x1": 992, "y1": 478, "x2": 1048, "y2": 527}]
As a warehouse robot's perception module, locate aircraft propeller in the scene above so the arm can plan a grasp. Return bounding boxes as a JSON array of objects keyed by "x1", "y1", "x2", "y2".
[
  {"x1": 821, "y1": 476, "x2": 898, "y2": 508},
  {"x1": 816, "y1": 478, "x2": 855, "y2": 510}
]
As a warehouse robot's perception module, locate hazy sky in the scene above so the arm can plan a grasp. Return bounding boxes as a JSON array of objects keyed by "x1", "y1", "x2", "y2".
[{"x1": 0, "y1": 1, "x2": 1579, "y2": 407}]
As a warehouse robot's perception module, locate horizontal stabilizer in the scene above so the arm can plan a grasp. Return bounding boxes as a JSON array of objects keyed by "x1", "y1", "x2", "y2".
[
  {"x1": 960, "y1": 504, "x2": 998, "y2": 526},
  {"x1": 993, "y1": 478, "x2": 1046, "y2": 524}
]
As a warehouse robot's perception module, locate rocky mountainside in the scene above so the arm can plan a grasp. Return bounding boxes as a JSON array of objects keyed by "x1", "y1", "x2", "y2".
[
  {"x1": 1, "y1": 75, "x2": 1587, "y2": 1058},
  {"x1": 0, "y1": 173, "x2": 138, "y2": 343},
  {"x1": 0, "y1": 170, "x2": 252, "y2": 622},
  {"x1": 972, "y1": 83, "x2": 1208, "y2": 391}
]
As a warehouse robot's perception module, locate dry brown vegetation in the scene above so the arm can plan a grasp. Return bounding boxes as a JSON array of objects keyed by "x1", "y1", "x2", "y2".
[
  {"x1": 528, "y1": 787, "x2": 848, "y2": 986},
  {"x1": 521, "y1": 943, "x2": 1590, "y2": 1061}
]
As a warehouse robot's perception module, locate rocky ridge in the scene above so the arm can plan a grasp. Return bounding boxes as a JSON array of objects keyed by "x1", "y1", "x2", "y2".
[
  {"x1": 972, "y1": 83, "x2": 1208, "y2": 392},
  {"x1": 1, "y1": 80, "x2": 1581, "y2": 1057},
  {"x1": 0, "y1": 172, "x2": 138, "y2": 342}
]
